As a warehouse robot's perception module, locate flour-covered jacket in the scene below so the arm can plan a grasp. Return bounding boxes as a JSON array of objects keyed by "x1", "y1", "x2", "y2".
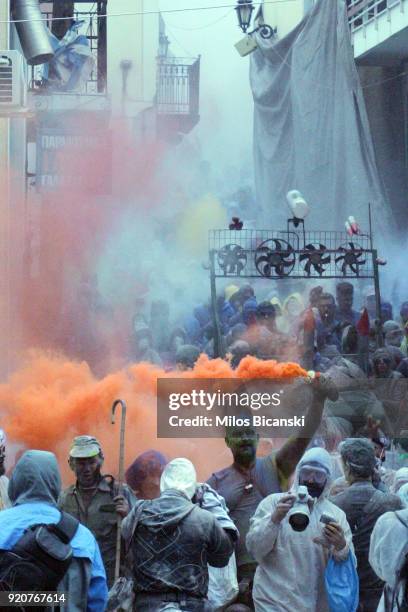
[
  {"x1": 369, "y1": 508, "x2": 408, "y2": 611},
  {"x1": 122, "y1": 488, "x2": 234, "y2": 598},
  {"x1": 246, "y1": 447, "x2": 355, "y2": 612}
]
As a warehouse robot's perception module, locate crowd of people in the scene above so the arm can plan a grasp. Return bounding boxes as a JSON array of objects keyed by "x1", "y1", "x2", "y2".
[
  {"x1": 1, "y1": 362, "x2": 408, "y2": 612},
  {"x1": 3, "y1": 280, "x2": 408, "y2": 610},
  {"x1": 131, "y1": 281, "x2": 408, "y2": 374}
]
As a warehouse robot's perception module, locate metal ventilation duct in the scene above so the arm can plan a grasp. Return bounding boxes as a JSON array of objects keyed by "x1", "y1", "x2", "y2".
[{"x1": 12, "y1": 0, "x2": 54, "y2": 65}]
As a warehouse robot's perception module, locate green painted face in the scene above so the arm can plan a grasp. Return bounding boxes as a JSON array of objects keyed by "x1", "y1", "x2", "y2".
[{"x1": 226, "y1": 426, "x2": 259, "y2": 467}]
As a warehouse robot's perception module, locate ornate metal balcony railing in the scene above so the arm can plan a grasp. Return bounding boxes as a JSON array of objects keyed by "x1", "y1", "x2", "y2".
[{"x1": 156, "y1": 56, "x2": 200, "y2": 118}]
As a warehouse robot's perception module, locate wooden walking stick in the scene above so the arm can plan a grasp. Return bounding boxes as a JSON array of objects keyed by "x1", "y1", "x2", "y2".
[{"x1": 111, "y1": 399, "x2": 127, "y2": 583}]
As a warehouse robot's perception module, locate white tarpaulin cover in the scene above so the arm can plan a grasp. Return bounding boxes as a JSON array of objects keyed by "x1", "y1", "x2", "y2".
[{"x1": 250, "y1": 0, "x2": 391, "y2": 232}]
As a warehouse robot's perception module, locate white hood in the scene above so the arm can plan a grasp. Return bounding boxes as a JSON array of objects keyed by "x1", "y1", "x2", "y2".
[
  {"x1": 292, "y1": 446, "x2": 333, "y2": 500},
  {"x1": 160, "y1": 458, "x2": 197, "y2": 500}
]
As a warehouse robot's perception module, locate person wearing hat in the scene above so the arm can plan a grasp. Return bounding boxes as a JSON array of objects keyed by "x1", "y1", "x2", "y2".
[
  {"x1": 331, "y1": 438, "x2": 402, "y2": 611},
  {"x1": 0, "y1": 429, "x2": 10, "y2": 511},
  {"x1": 59, "y1": 435, "x2": 136, "y2": 587}
]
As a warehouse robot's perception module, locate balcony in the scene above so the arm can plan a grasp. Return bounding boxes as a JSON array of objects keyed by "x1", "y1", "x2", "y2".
[
  {"x1": 348, "y1": 0, "x2": 408, "y2": 63},
  {"x1": 156, "y1": 56, "x2": 200, "y2": 137}
]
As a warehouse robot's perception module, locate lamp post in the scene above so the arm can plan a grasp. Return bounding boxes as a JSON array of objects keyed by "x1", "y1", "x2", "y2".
[
  {"x1": 159, "y1": 33, "x2": 170, "y2": 58},
  {"x1": 235, "y1": 0, "x2": 255, "y2": 33},
  {"x1": 235, "y1": 0, "x2": 275, "y2": 39}
]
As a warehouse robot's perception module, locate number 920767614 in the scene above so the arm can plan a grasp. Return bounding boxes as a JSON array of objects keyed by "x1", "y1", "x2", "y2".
[{"x1": 0, "y1": 592, "x2": 67, "y2": 606}]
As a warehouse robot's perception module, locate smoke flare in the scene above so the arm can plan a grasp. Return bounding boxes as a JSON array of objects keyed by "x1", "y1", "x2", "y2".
[{"x1": 0, "y1": 351, "x2": 307, "y2": 482}]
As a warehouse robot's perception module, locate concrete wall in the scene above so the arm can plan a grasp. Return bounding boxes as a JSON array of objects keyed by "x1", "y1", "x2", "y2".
[
  {"x1": 107, "y1": 0, "x2": 159, "y2": 117},
  {"x1": 358, "y1": 63, "x2": 408, "y2": 232},
  {"x1": 0, "y1": 3, "x2": 28, "y2": 377},
  {"x1": 0, "y1": 1, "x2": 11, "y2": 379}
]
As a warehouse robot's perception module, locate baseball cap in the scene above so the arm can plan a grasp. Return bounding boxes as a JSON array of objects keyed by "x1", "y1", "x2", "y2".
[{"x1": 69, "y1": 435, "x2": 102, "y2": 458}]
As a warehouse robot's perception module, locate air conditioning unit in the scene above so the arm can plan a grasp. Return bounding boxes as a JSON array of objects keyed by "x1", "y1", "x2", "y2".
[{"x1": 0, "y1": 50, "x2": 27, "y2": 112}]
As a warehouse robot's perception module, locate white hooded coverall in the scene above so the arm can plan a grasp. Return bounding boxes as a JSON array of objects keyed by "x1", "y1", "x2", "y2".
[
  {"x1": 246, "y1": 447, "x2": 355, "y2": 612},
  {"x1": 369, "y1": 508, "x2": 408, "y2": 612}
]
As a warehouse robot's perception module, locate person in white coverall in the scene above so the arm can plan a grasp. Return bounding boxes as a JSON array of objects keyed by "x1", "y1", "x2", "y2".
[
  {"x1": 369, "y1": 507, "x2": 408, "y2": 611},
  {"x1": 246, "y1": 447, "x2": 354, "y2": 612}
]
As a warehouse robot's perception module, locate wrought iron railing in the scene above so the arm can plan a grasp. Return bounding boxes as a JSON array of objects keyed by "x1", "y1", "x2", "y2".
[
  {"x1": 208, "y1": 228, "x2": 375, "y2": 279},
  {"x1": 156, "y1": 56, "x2": 200, "y2": 116},
  {"x1": 347, "y1": 0, "x2": 400, "y2": 32}
]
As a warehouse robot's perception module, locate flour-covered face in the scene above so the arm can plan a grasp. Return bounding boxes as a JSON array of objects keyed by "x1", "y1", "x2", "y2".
[{"x1": 70, "y1": 455, "x2": 103, "y2": 488}]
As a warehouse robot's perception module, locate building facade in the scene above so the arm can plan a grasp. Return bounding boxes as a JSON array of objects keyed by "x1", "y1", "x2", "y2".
[
  {"x1": 0, "y1": 0, "x2": 200, "y2": 377},
  {"x1": 262, "y1": 0, "x2": 408, "y2": 233}
]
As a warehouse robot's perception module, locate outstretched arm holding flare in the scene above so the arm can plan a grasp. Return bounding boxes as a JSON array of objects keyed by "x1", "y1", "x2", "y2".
[{"x1": 275, "y1": 374, "x2": 339, "y2": 488}]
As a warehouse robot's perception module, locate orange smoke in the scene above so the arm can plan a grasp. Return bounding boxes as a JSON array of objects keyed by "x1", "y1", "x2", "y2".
[
  {"x1": 0, "y1": 352, "x2": 307, "y2": 483},
  {"x1": 12, "y1": 115, "x2": 170, "y2": 378},
  {"x1": 235, "y1": 356, "x2": 307, "y2": 379}
]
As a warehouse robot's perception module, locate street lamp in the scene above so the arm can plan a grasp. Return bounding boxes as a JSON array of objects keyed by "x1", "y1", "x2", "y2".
[
  {"x1": 235, "y1": 0, "x2": 275, "y2": 39},
  {"x1": 235, "y1": 0, "x2": 255, "y2": 33},
  {"x1": 159, "y1": 33, "x2": 170, "y2": 58}
]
